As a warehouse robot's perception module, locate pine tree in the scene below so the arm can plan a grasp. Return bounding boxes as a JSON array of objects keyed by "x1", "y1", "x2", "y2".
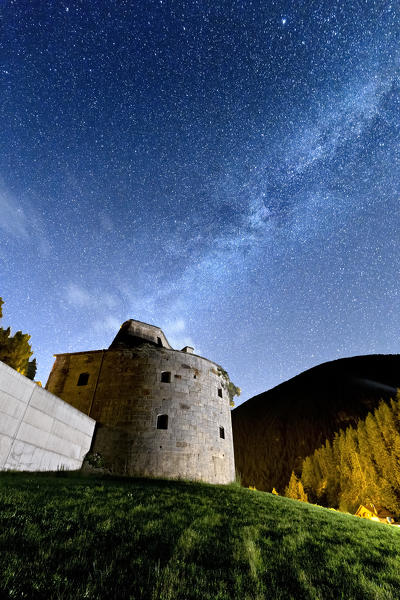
[
  {"x1": 301, "y1": 455, "x2": 319, "y2": 502},
  {"x1": 390, "y1": 397, "x2": 400, "y2": 491},
  {"x1": 285, "y1": 471, "x2": 298, "y2": 499},
  {"x1": 26, "y1": 358, "x2": 37, "y2": 380},
  {"x1": 299, "y1": 394, "x2": 400, "y2": 515},
  {"x1": 338, "y1": 427, "x2": 362, "y2": 512},
  {"x1": 285, "y1": 471, "x2": 308, "y2": 502},
  {"x1": 355, "y1": 420, "x2": 378, "y2": 507},
  {"x1": 0, "y1": 297, "x2": 34, "y2": 376},
  {"x1": 376, "y1": 401, "x2": 399, "y2": 485},
  {"x1": 297, "y1": 478, "x2": 308, "y2": 502}
]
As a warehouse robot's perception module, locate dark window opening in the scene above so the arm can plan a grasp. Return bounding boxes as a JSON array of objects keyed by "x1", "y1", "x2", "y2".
[
  {"x1": 157, "y1": 337, "x2": 162, "y2": 346},
  {"x1": 77, "y1": 372, "x2": 89, "y2": 386},
  {"x1": 218, "y1": 388, "x2": 223, "y2": 398},
  {"x1": 161, "y1": 371, "x2": 171, "y2": 383},
  {"x1": 193, "y1": 374, "x2": 197, "y2": 379},
  {"x1": 219, "y1": 426, "x2": 225, "y2": 439},
  {"x1": 157, "y1": 414, "x2": 168, "y2": 430}
]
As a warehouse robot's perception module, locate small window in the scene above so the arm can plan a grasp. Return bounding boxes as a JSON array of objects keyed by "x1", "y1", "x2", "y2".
[
  {"x1": 157, "y1": 414, "x2": 168, "y2": 430},
  {"x1": 218, "y1": 388, "x2": 223, "y2": 398},
  {"x1": 219, "y1": 426, "x2": 225, "y2": 439},
  {"x1": 161, "y1": 371, "x2": 171, "y2": 383},
  {"x1": 157, "y1": 337, "x2": 162, "y2": 346},
  {"x1": 77, "y1": 372, "x2": 89, "y2": 386}
]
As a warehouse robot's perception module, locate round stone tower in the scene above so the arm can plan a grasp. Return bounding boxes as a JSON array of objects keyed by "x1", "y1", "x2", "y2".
[{"x1": 45, "y1": 319, "x2": 235, "y2": 484}]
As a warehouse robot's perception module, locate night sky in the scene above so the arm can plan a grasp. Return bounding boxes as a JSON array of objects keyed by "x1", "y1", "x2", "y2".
[{"x1": 1, "y1": 1, "x2": 399, "y2": 405}]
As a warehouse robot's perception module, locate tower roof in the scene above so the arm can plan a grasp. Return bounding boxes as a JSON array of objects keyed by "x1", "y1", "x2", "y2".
[{"x1": 108, "y1": 319, "x2": 173, "y2": 350}]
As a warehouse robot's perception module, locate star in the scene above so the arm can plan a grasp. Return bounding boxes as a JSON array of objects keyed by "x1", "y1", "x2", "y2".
[{"x1": 0, "y1": 0, "x2": 398, "y2": 405}]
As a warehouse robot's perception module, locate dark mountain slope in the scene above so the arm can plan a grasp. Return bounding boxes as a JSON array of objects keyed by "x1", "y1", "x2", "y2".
[{"x1": 232, "y1": 354, "x2": 400, "y2": 492}]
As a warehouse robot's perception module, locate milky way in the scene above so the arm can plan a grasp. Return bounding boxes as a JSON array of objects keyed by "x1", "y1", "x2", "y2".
[{"x1": 1, "y1": 1, "x2": 399, "y2": 403}]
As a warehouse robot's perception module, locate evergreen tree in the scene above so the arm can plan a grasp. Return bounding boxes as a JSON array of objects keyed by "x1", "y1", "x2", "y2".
[
  {"x1": 285, "y1": 471, "x2": 308, "y2": 502},
  {"x1": 299, "y1": 392, "x2": 400, "y2": 515},
  {"x1": 376, "y1": 401, "x2": 399, "y2": 484},
  {"x1": 364, "y1": 413, "x2": 385, "y2": 481},
  {"x1": 319, "y1": 440, "x2": 339, "y2": 506},
  {"x1": 355, "y1": 420, "x2": 378, "y2": 507},
  {"x1": 301, "y1": 455, "x2": 319, "y2": 502},
  {"x1": 285, "y1": 471, "x2": 298, "y2": 499},
  {"x1": 390, "y1": 397, "x2": 400, "y2": 491},
  {"x1": 26, "y1": 358, "x2": 37, "y2": 381},
  {"x1": 339, "y1": 428, "x2": 362, "y2": 512},
  {"x1": 0, "y1": 297, "x2": 34, "y2": 375}
]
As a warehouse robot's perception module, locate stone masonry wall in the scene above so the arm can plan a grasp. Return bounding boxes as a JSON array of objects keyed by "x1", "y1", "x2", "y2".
[
  {"x1": 0, "y1": 361, "x2": 95, "y2": 471},
  {"x1": 46, "y1": 350, "x2": 104, "y2": 416},
  {"x1": 46, "y1": 345, "x2": 235, "y2": 484}
]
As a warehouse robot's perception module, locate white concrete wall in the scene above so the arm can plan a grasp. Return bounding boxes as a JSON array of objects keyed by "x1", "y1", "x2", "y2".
[{"x1": 0, "y1": 361, "x2": 95, "y2": 471}]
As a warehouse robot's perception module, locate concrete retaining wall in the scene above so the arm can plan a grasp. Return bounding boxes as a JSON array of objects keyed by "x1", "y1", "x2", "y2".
[{"x1": 0, "y1": 361, "x2": 95, "y2": 471}]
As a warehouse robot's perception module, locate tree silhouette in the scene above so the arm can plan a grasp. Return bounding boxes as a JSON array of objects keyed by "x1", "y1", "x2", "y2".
[{"x1": 0, "y1": 296, "x2": 34, "y2": 376}]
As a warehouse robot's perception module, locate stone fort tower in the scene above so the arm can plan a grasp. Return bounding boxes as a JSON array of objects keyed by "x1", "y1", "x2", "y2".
[{"x1": 46, "y1": 319, "x2": 235, "y2": 484}]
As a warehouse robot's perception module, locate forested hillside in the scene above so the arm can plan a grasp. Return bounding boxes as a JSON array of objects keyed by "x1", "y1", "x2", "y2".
[
  {"x1": 232, "y1": 355, "x2": 400, "y2": 491},
  {"x1": 297, "y1": 392, "x2": 400, "y2": 514}
]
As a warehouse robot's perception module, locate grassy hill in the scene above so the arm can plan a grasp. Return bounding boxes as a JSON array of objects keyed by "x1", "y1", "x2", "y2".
[
  {"x1": 232, "y1": 354, "x2": 400, "y2": 492},
  {"x1": 1, "y1": 473, "x2": 400, "y2": 599}
]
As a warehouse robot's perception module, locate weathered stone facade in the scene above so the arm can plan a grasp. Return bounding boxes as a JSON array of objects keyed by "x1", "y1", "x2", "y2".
[{"x1": 45, "y1": 319, "x2": 235, "y2": 484}]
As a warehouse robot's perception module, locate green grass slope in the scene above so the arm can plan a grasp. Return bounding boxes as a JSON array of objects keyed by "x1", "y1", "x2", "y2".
[{"x1": 1, "y1": 473, "x2": 400, "y2": 600}]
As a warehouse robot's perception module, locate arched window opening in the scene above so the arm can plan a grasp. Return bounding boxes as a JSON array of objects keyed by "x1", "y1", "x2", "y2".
[
  {"x1": 157, "y1": 337, "x2": 162, "y2": 346},
  {"x1": 161, "y1": 371, "x2": 171, "y2": 383},
  {"x1": 157, "y1": 414, "x2": 168, "y2": 430},
  {"x1": 219, "y1": 426, "x2": 225, "y2": 439},
  {"x1": 77, "y1": 372, "x2": 89, "y2": 386},
  {"x1": 218, "y1": 388, "x2": 223, "y2": 398}
]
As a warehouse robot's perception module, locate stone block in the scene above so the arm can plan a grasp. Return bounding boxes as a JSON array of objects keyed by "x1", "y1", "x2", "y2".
[
  {"x1": 0, "y1": 362, "x2": 34, "y2": 405},
  {"x1": 24, "y1": 405, "x2": 54, "y2": 433},
  {"x1": 46, "y1": 433, "x2": 81, "y2": 459},
  {"x1": 29, "y1": 386, "x2": 56, "y2": 415},
  {"x1": 0, "y1": 435, "x2": 13, "y2": 468},
  {"x1": 5, "y1": 440, "x2": 35, "y2": 470},
  {"x1": 0, "y1": 392, "x2": 27, "y2": 420},
  {"x1": 17, "y1": 422, "x2": 50, "y2": 448},
  {"x1": 51, "y1": 419, "x2": 93, "y2": 451},
  {"x1": 0, "y1": 411, "x2": 20, "y2": 438}
]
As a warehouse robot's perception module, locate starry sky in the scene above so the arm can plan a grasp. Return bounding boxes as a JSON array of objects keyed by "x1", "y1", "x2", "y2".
[{"x1": 1, "y1": 1, "x2": 399, "y2": 405}]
